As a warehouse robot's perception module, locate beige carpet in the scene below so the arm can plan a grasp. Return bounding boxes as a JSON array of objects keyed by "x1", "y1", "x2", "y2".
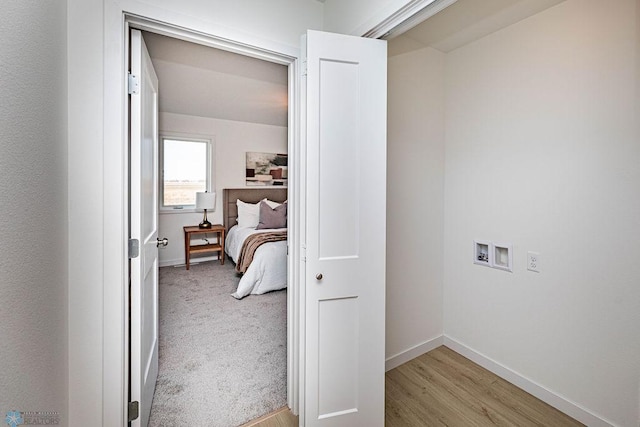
[{"x1": 148, "y1": 261, "x2": 287, "y2": 427}]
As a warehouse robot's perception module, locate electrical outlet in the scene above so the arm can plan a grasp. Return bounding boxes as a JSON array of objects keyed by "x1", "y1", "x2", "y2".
[{"x1": 527, "y1": 251, "x2": 540, "y2": 273}]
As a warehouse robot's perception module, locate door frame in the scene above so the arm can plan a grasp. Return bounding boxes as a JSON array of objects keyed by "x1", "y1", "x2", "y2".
[{"x1": 103, "y1": 6, "x2": 302, "y2": 426}]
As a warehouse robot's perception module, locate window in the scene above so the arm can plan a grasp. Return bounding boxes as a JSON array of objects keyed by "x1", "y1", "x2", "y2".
[{"x1": 161, "y1": 135, "x2": 213, "y2": 210}]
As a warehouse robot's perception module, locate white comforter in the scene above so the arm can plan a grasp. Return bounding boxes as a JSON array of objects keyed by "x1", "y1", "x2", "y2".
[{"x1": 225, "y1": 225, "x2": 287, "y2": 299}]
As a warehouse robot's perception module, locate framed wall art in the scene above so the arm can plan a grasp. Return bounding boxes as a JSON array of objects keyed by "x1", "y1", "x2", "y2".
[{"x1": 246, "y1": 152, "x2": 288, "y2": 186}]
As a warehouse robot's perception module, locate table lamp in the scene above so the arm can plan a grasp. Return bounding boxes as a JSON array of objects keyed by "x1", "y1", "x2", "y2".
[{"x1": 195, "y1": 191, "x2": 216, "y2": 229}]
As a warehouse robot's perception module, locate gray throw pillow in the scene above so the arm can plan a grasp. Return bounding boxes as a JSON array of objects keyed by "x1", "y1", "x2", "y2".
[{"x1": 256, "y1": 200, "x2": 287, "y2": 229}]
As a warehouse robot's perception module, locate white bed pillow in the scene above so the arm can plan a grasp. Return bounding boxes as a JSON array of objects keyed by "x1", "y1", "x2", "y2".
[{"x1": 236, "y1": 199, "x2": 260, "y2": 228}]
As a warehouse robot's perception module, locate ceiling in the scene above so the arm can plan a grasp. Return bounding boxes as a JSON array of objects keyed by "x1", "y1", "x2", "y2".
[
  {"x1": 142, "y1": 0, "x2": 565, "y2": 124},
  {"x1": 388, "y1": 0, "x2": 565, "y2": 56},
  {"x1": 143, "y1": 31, "x2": 289, "y2": 127}
]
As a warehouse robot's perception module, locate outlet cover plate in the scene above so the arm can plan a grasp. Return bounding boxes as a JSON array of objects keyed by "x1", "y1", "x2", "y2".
[{"x1": 527, "y1": 251, "x2": 540, "y2": 272}]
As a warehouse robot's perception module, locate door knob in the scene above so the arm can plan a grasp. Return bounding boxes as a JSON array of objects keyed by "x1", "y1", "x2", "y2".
[
  {"x1": 156, "y1": 237, "x2": 169, "y2": 247},
  {"x1": 316, "y1": 273, "x2": 323, "y2": 281}
]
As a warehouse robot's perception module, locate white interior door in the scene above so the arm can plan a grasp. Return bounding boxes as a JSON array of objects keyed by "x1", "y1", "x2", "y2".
[
  {"x1": 302, "y1": 30, "x2": 387, "y2": 426},
  {"x1": 130, "y1": 28, "x2": 160, "y2": 427}
]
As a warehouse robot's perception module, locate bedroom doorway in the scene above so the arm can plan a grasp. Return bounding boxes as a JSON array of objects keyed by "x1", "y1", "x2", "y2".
[{"x1": 126, "y1": 17, "x2": 299, "y2": 426}]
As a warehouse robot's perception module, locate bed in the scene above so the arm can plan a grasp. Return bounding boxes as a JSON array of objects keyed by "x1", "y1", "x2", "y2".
[{"x1": 223, "y1": 188, "x2": 288, "y2": 299}]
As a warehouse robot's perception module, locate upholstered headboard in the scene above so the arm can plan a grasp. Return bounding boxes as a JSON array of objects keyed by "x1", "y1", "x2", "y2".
[{"x1": 223, "y1": 188, "x2": 288, "y2": 232}]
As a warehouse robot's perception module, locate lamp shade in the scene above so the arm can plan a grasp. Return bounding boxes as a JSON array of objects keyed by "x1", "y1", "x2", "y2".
[{"x1": 195, "y1": 191, "x2": 216, "y2": 211}]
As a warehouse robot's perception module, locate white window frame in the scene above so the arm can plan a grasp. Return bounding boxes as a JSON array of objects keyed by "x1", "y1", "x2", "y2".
[{"x1": 159, "y1": 132, "x2": 214, "y2": 212}]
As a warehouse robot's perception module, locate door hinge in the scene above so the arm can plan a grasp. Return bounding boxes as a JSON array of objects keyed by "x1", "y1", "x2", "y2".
[
  {"x1": 127, "y1": 401, "x2": 139, "y2": 422},
  {"x1": 301, "y1": 60, "x2": 307, "y2": 77},
  {"x1": 301, "y1": 244, "x2": 307, "y2": 262},
  {"x1": 128, "y1": 72, "x2": 139, "y2": 95},
  {"x1": 129, "y1": 239, "x2": 140, "y2": 259}
]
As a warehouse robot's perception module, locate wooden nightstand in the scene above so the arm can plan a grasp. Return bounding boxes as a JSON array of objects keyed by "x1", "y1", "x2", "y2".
[{"x1": 183, "y1": 224, "x2": 225, "y2": 270}]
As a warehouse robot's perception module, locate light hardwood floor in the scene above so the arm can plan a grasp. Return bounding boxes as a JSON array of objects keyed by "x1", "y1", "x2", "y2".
[
  {"x1": 250, "y1": 346, "x2": 583, "y2": 427},
  {"x1": 242, "y1": 406, "x2": 298, "y2": 427},
  {"x1": 386, "y1": 346, "x2": 583, "y2": 426}
]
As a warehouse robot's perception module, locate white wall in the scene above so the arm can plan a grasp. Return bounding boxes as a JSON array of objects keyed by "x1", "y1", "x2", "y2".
[
  {"x1": 68, "y1": 0, "x2": 105, "y2": 424},
  {"x1": 0, "y1": 1, "x2": 68, "y2": 424},
  {"x1": 158, "y1": 113, "x2": 287, "y2": 266},
  {"x1": 323, "y1": 0, "x2": 412, "y2": 36},
  {"x1": 386, "y1": 47, "x2": 445, "y2": 364},
  {"x1": 68, "y1": 1, "x2": 322, "y2": 424},
  {"x1": 137, "y1": 0, "x2": 323, "y2": 51},
  {"x1": 443, "y1": 1, "x2": 640, "y2": 425}
]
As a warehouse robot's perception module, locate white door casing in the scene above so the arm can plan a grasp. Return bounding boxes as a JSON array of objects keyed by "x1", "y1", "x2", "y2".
[
  {"x1": 302, "y1": 30, "x2": 387, "y2": 426},
  {"x1": 130, "y1": 28, "x2": 160, "y2": 427}
]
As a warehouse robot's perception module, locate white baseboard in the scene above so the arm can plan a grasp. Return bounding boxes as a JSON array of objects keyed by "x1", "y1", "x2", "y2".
[
  {"x1": 443, "y1": 336, "x2": 616, "y2": 427},
  {"x1": 385, "y1": 335, "x2": 444, "y2": 372},
  {"x1": 159, "y1": 254, "x2": 220, "y2": 268}
]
